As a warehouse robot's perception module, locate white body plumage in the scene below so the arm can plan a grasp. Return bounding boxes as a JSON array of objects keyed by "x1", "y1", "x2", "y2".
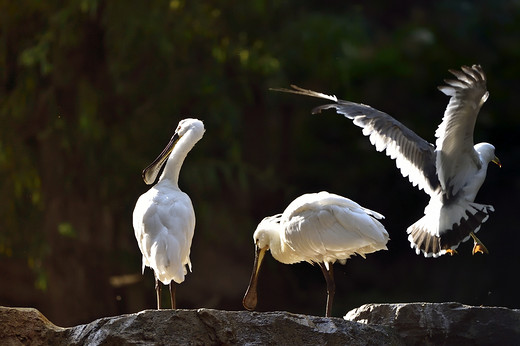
[
  {"x1": 256, "y1": 192, "x2": 389, "y2": 267},
  {"x1": 133, "y1": 180, "x2": 195, "y2": 284}
]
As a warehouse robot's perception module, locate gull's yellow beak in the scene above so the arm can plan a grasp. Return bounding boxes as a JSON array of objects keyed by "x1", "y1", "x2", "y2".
[{"x1": 492, "y1": 156, "x2": 502, "y2": 168}]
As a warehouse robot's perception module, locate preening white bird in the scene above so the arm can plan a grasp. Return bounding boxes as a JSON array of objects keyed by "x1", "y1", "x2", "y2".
[
  {"x1": 242, "y1": 191, "x2": 389, "y2": 317},
  {"x1": 273, "y1": 65, "x2": 500, "y2": 258},
  {"x1": 133, "y1": 118, "x2": 205, "y2": 309}
]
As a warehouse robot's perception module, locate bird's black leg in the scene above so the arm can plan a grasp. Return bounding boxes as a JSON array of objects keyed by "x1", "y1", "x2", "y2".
[
  {"x1": 319, "y1": 263, "x2": 335, "y2": 317},
  {"x1": 155, "y1": 277, "x2": 162, "y2": 310},
  {"x1": 169, "y1": 282, "x2": 176, "y2": 309}
]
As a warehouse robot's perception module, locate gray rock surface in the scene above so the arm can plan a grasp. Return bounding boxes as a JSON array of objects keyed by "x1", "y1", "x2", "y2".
[
  {"x1": 66, "y1": 308, "x2": 398, "y2": 345},
  {"x1": 345, "y1": 302, "x2": 520, "y2": 345},
  {"x1": 0, "y1": 306, "x2": 65, "y2": 345},
  {"x1": 0, "y1": 306, "x2": 398, "y2": 345},
  {"x1": 2, "y1": 303, "x2": 519, "y2": 345}
]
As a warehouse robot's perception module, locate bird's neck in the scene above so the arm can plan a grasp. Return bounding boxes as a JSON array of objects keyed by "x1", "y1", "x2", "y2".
[
  {"x1": 268, "y1": 233, "x2": 300, "y2": 265},
  {"x1": 158, "y1": 135, "x2": 193, "y2": 188},
  {"x1": 462, "y1": 159, "x2": 489, "y2": 201}
]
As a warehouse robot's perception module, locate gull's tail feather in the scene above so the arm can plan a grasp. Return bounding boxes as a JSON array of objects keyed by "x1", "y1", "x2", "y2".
[{"x1": 407, "y1": 202, "x2": 494, "y2": 257}]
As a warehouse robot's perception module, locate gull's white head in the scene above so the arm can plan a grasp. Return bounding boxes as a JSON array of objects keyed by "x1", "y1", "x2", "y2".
[{"x1": 474, "y1": 142, "x2": 501, "y2": 167}]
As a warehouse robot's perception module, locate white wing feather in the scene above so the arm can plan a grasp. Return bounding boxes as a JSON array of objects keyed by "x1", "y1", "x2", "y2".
[
  {"x1": 282, "y1": 192, "x2": 389, "y2": 264},
  {"x1": 435, "y1": 65, "x2": 489, "y2": 195}
]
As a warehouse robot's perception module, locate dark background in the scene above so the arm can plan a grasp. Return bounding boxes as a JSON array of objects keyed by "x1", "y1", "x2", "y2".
[{"x1": 1, "y1": 0, "x2": 519, "y2": 327}]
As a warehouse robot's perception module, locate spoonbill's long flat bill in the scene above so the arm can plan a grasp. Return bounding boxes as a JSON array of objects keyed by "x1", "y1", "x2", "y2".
[
  {"x1": 243, "y1": 191, "x2": 389, "y2": 317},
  {"x1": 273, "y1": 65, "x2": 500, "y2": 257},
  {"x1": 133, "y1": 118, "x2": 205, "y2": 309}
]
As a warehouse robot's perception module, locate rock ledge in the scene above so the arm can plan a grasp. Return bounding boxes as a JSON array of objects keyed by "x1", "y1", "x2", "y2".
[
  {"x1": 345, "y1": 302, "x2": 520, "y2": 345},
  {"x1": 1, "y1": 302, "x2": 519, "y2": 345}
]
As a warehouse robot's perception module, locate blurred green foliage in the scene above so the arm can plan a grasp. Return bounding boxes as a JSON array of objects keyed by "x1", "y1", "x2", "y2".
[{"x1": 1, "y1": 0, "x2": 519, "y2": 326}]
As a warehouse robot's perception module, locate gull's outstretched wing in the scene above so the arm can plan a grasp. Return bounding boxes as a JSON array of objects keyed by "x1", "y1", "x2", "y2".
[
  {"x1": 435, "y1": 65, "x2": 489, "y2": 195},
  {"x1": 272, "y1": 86, "x2": 440, "y2": 195}
]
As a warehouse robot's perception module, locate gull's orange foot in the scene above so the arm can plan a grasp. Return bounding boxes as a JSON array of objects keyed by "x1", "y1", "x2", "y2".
[
  {"x1": 469, "y1": 232, "x2": 489, "y2": 255},
  {"x1": 472, "y1": 242, "x2": 489, "y2": 255},
  {"x1": 446, "y1": 248, "x2": 458, "y2": 256}
]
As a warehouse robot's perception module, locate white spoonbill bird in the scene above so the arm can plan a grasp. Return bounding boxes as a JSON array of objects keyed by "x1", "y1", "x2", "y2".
[
  {"x1": 133, "y1": 118, "x2": 205, "y2": 309},
  {"x1": 243, "y1": 191, "x2": 389, "y2": 317},
  {"x1": 273, "y1": 65, "x2": 500, "y2": 258}
]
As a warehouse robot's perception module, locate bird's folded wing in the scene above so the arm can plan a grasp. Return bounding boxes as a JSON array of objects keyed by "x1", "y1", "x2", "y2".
[
  {"x1": 435, "y1": 65, "x2": 489, "y2": 193},
  {"x1": 272, "y1": 86, "x2": 439, "y2": 195},
  {"x1": 284, "y1": 201, "x2": 388, "y2": 260},
  {"x1": 314, "y1": 191, "x2": 385, "y2": 220}
]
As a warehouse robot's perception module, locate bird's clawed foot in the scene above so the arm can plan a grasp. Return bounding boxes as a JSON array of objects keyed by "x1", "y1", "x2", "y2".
[
  {"x1": 470, "y1": 232, "x2": 489, "y2": 255},
  {"x1": 446, "y1": 248, "x2": 458, "y2": 256}
]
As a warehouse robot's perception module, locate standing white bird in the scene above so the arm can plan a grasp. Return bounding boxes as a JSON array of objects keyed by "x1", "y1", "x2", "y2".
[
  {"x1": 242, "y1": 191, "x2": 389, "y2": 317},
  {"x1": 273, "y1": 65, "x2": 501, "y2": 257},
  {"x1": 133, "y1": 118, "x2": 205, "y2": 309}
]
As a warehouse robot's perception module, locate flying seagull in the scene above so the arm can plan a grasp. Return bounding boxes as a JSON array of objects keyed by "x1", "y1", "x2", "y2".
[
  {"x1": 243, "y1": 191, "x2": 389, "y2": 317},
  {"x1": 273, "y1": 65, "x2": 500, "y2": 257},
  {"x1": 133, "y1": 118, "x2": 205, "y2": 308}
]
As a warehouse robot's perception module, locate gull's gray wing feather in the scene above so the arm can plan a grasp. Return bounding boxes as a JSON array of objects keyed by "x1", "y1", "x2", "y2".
[{"x1": 272, "y1": 86, "x2": 440, "y2": 195}]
